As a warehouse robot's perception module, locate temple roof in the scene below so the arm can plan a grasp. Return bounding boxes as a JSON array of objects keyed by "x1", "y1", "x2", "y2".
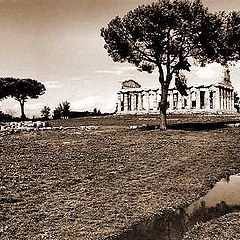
[{"x1": 121, "y1": 79, "x2": 141, "y2": 89}]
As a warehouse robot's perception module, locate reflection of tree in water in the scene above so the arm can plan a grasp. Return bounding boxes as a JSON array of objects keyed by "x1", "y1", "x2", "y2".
[
  {"x1": 165, "y1": 200, "x2": 240, "y2": 240},
  {"x1": 109, "y1": 201, "x2": 240, "y2": 240},
  {"x1": 186, "y1": 200, "x2": 240, "y2": 229},
  {"x1": 223, "y1": 174, "x2": 231, "y2": 183}
]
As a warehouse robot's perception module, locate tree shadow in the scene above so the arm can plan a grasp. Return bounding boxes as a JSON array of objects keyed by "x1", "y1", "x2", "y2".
[
  {"x1": 133, "y1": 120, "x2": 240, "y2": 131},
  {"x1": 168, "y1": 122, "x2": 228, "y2": 131}
]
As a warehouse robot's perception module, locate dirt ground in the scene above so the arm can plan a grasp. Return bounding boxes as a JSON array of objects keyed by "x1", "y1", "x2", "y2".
[
  {"x1": 183, "y1": 212, "x2": 240, "y2": 240},
  {"x1": 1, "y1": 115, "x2": 240, "y2": 239}
]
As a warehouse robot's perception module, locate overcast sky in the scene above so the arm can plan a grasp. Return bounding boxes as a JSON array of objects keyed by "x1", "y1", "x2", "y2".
[{"x1": 0, "y1": 0, "x2": 239, "y2": 117}]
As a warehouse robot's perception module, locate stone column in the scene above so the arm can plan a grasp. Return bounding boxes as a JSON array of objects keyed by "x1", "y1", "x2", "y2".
[
  {"x1": 169, "y1": 91, "x2": 174, "y2": 110},
  {"x1": 223, "y1": 89, "x2": 226, "y2": 109},
  {"x1": 177, "y1": 93, "x2": 180, "y2": 109},
  {"x1": 153, "y1": 91, "x2": 158, "y2": 110},
  {"x1": 130, "y1": 93, "x2": 133, "y2": 111},
  {"x1": 215, "y1": 88, "x2": 220, "y2": 110},
  {"x1": 225, "y1": 90, "x2": 227, "y2": 110},
  {"x1": 212, "y1": 91, "x2": 216, "y2": 109},
  {"x1": 231, "y1": 91, "x2": 234, "y2": 111},
  {"x1": 190, "y1": 91, "x2": 195, "y2": 109},
  {"x1": 138, "y1": 92, "x2": 143, "y2": 111},
  {"x1": 196, "y1": 89, "x2": 201, "y2": 109},
  {"x1": 221, "y1": 88, "x2": 224, "y2": 109},
  {"x1": 157, "y1": 90, "x2": 161, "y2": 110},
  {"x1": 186, "y1": 89, "x2": 191, "y2": 109},
  {"x1": 131, "y1": 93, "x2": 135, "y2": 111},
  {"x1": 226, "y1": 90, "x2": 229, "y2": 110},
  {"x1": 117, "y1": 93, "x2": 122, "y2": 112},
  {"x1": 227, "y1": 90, "x2": 230, "y2": 110},
  {"x1": 135, "y1": 93, "x2": 138, "y2": 111},
  {"x1": 205, "y1": 89, "x2": 210, "y2": 110},
  {"x1": 222, "y1": 88, "x2": 225, "y2": 109},
  {"x1": 225, "y1": 89, "x2": 228, "y2": 110},
  {"x1": 219, "y1": 88, "x2": 222, "y2": 109},
  {"x1": 145, "y1": 91, "x2": 150, "y2": 111},
  {"x1": 178, "y1": 93, "x2": 184, "y2": 109},
  {"x1": 123, "y1": 93, "x2": 128, "y2": 112},
  {"x1": 229, "y1": 90, "x2": 232, "y2": 110},
  {"x1": 229, "y1": 91, "x2": 231, "y2": 110},
  {"x1": 134, "y1": 93, "x2": 138, "y2": 111},
  {"x1": 142, "y1": 92, "x2": 146, "y2": 110}
]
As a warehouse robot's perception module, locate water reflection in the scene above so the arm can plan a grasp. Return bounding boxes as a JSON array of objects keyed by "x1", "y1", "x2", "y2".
[
  {"x1": 107, "y1": 174, "x2": 240, "y2": 240},
  {"x1": 189, "y1": 174, "x2": 240, "y2": 210}
]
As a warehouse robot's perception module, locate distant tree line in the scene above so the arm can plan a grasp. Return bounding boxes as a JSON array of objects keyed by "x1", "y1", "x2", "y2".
[
  {"x1": 51, "y1": 102, "x2": 103, "y2": 119},
  {"x1": 40, "y1": 101, "x2": 104, "y2": 120},
  {"x1": 68, "y1": 108, "x2": 103, "y2": 119}
]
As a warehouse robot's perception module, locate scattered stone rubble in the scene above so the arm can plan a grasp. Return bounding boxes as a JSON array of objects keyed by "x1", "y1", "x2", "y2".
[
  {"x1": 129, "y1": 124, "x2": 160, "y2": 130},
  {"x1": 226, "y1": 123, "x2": 240, "y2": 127},
  {"x1": 0, "y1": 121, "x2": 98, "y2": 133}
]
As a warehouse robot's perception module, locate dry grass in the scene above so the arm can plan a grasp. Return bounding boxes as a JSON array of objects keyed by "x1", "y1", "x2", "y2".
[{"x1": 0, "y1": 115, "x2": 240, "y2": 239}]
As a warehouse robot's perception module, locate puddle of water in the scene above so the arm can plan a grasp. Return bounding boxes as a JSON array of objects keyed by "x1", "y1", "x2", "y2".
[
  {"x1": 187, "y1": 174, "x2": 240, "y2": 216},
  {"x1": 106, "y1": 174, "x2": 240, "y2": 240}
]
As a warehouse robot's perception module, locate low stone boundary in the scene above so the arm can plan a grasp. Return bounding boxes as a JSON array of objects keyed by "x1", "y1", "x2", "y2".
[{"x1": 0, "y1": 121, "x2": 98, "y2": 133}]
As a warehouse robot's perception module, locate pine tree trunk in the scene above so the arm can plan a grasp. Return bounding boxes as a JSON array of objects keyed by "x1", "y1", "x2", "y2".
[
  {"x1": 159, "y1": 85, "x2": 168, "y2": 130},
  {"x1": 20, "y1": 100, "x2": 26, "y2": 120}
]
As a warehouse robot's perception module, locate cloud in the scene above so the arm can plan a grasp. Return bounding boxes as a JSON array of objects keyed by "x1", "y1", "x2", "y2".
[
  {"x1": 194, "y1": 63, "x2": 223, "y2": 81},
  {"x1": 0, "y1": 98, "x2": 19, "y2": 116},
  {"x1": 69, "y1": 77, "x2": 82, "y2": 81},
  {"x1": 26, "y1": 102, "x2": 45, "y2": 110},
  {"x1": 44, "y1": 80, "x2": 61, "y2": 89},
  {"x1": 115, "y1": 66, "x2": 136, "y2": 71},
  {"x1": 94, "y1": 65, "x2": 137, "y2": 76},
  {"x1": 71, "y1": 95, "x2": 116, "y2": 113},
  {"x1": 184, "y1": 63, "x2": 224, "y2": 87},
  {"x1": 95, "y1": 69, "x2": 124, "y2": 75}
]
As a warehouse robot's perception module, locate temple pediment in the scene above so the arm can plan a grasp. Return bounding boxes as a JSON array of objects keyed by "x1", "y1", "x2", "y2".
[{"x1": 122, "y1": 79, "x2": 141, "y2": 89}]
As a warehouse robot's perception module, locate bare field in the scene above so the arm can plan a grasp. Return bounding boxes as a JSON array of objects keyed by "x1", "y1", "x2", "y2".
[{"x1": 1, "y1": 115, "x2": 240, "y2": 239}]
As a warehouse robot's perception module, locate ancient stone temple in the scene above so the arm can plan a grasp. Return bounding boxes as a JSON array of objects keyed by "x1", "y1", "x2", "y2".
[{"x1": 117, "y1": 70, "x2": 236, "y2": 114}]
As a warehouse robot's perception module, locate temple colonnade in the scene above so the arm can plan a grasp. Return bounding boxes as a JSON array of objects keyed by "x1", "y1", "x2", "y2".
[{"x1": 117, "y1": 85, "x2": 235, "y2": 114}]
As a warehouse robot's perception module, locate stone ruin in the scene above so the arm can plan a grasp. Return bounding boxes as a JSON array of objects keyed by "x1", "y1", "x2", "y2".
[
  {"x1": 0, "y1": 121, "x2": 51, "y2": 133},
  {"x1": 0, "y1": 121, "x2": 98, "y2": 134}
]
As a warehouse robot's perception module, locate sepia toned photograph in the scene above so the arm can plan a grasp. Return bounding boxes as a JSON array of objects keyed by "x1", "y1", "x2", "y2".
[{"x1": 0, "y1": 0, "x2": 240, "y2": 239}]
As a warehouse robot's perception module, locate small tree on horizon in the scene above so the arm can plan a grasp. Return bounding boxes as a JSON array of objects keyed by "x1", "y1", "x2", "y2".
[
  {"x1": 0, "y1": 78, "x2": 46, "y2": 120},
  {"x1": 53, "y1": 101, "x2": 70, "y2": 119},
  {"x1": 93, "y1": 107, "x2": 98, "y2": 115},
  {"x1": 41, "y1": 106, "x2": 51, "y2": 119},
  {"x1": 53, "y1": 107, "x2": 62, "y2": 119},
  {"x1": 61, "y1": 101, "x2": 70, "y2": 118},
  {"x1": 101, "y1": 0, "x2": 239, "y2": 129},
  {"x1": 92, "y1": 108, "x2": 102, "y2": 116}
]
